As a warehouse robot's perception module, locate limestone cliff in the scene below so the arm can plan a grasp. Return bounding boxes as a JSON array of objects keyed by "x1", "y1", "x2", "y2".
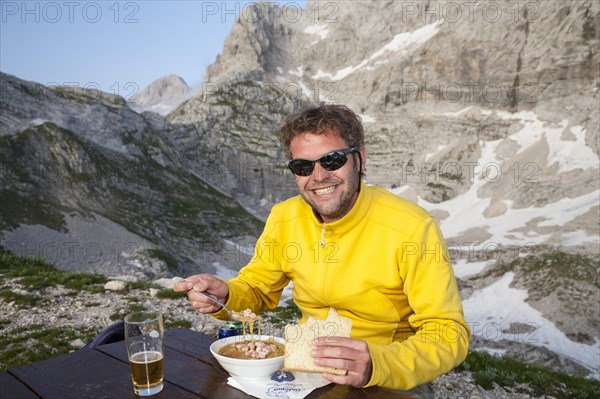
[{"x1": 177, "y1": 0, "x2": 599, "y2": 250}]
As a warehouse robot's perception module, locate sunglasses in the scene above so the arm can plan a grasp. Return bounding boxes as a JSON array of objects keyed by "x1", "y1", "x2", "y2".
[{"x1": 287, "y1": 146, "x2": 360, "y2": 176}]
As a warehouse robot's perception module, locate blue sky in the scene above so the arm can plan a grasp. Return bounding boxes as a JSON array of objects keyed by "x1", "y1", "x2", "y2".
[{"x1": 1, "y1": 1, "x2": 306, "y2": 98}]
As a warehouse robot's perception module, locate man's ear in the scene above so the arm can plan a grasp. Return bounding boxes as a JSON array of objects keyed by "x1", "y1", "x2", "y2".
[{"x1": 358, "y1": 147, "x2": 366, "y2": 174}]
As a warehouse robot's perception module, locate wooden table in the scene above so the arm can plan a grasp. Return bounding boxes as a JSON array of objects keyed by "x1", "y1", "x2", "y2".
[{"x1": 1, "y1": 328, "x2": 415, "y2": 398}]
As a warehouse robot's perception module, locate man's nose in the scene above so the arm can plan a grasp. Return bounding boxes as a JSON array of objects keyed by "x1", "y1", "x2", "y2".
[{"x1": 312, "y1": 162, "x2": 330, "y2": 181}]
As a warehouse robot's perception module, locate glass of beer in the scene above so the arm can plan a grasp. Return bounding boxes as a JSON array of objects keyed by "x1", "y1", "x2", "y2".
[{"x1": 124, "y1": 309, "x2": 164, "y2": 396}]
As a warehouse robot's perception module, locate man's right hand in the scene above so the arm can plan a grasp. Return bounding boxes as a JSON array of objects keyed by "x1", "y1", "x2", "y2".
[{"x1": 172, "y1": 274, "x2": 229, "y2": 314}]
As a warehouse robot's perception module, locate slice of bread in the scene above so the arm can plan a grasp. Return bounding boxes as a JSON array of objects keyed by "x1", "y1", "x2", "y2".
[{"x1": 284, "y1": 308, "x2": 352, "y2": 376}]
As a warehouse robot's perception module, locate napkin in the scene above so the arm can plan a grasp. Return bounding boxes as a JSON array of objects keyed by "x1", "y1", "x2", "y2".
[{"x1": 227, "y1": 370, "x2": 331, "y2": 399}]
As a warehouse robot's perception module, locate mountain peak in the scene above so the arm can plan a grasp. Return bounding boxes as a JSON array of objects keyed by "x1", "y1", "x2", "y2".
[{"x1": 130, "y1": 74, "x2": 191, "y2": 115}]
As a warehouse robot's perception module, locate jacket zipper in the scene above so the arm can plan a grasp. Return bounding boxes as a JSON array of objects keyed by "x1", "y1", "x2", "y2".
[{"x1": 320, "y1": 225, "x2": 331, "y2": 305}]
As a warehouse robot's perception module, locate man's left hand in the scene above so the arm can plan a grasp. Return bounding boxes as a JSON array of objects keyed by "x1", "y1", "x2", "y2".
[{"x1": 311, "y1": 337, "x2": 372, "y2": 387}]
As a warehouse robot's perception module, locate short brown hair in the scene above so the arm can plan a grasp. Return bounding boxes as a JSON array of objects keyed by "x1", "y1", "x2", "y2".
[{"x1": 280, "y1": 104, "x2": 364, "y2": 159}]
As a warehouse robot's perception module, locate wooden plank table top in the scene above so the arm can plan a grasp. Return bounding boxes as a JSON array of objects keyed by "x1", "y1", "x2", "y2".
[{"x1": 4, "y1": 328, "x2": 415, "y2": 399}]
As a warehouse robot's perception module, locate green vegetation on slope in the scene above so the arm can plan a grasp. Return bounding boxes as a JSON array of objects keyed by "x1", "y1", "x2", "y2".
[
  {"x1": 0, "y1": 251, "x2": 191, "y2": 370},
  {"x1": 459, "y1": 350, "x2": 600, "y2": 399},
  {"x1": 0, "y1": 250, "x2": 107, "y2": 296},
  {"x1": 0, "y1": 324, "x2": 97, "y2": 371},
  {"x1": 488, "y1": 250, "x2": 599, "y2": 286}
]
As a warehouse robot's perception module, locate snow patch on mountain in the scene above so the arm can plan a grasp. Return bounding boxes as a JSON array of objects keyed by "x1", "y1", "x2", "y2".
[
  {"x1": 288, "y1": 66, "x2": 304, "y2": 77},
  {"x1": 452, "y1": 259, "x2": 494, "y2": 279},
  {"x1": 371, "y1": 20, "x2": 443, "y2": 59},
  {"x1": 428, "y1": 188, "x2": 599, "y2": 247},
  {"x1": 304, "y1": 24, "x2": 329, "y2": 41},
  {"x1": 494, "y1": 110, "x2": 599, "y2": 173},
  {"x1": 463, "y1": 272, "x2": 599, "y2": 376},
  {"x1": 311, "y1": 21, "x2": 443, "y2": 81},
  {"x1": 130, "y1": 74, "x2": 191, "y2": 116},
  {"x1": 397, "y1": 109, "x2": 600, "y2": 248}
]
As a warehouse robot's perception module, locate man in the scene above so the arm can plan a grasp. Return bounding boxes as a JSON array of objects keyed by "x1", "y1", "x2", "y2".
[{"x1": 174, "y1": 104, "x2": 469, "y2": 394}]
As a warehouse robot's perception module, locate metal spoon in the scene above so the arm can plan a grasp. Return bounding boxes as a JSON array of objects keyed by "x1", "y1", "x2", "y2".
[{"x1": 197, "y1": 291, "x2": 235, "y2": 317}]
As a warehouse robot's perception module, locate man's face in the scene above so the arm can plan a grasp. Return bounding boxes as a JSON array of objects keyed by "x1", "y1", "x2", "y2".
[{"x1": 289, "y1": 130, "x2": 364, "y2": 223}]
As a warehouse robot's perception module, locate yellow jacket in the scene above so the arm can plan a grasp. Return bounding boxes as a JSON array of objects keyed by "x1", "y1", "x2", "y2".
[{"x1": 215, "y1": 183, "x2": 470, "y2": 390}]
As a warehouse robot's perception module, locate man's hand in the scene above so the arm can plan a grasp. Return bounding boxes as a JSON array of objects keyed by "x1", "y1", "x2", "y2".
[
  {"x1": 311, "y1": 337, "x2": 373, "y2": 388},
  {"x1": 172, "y1": 274, "x2": 229, "y2": 314}
]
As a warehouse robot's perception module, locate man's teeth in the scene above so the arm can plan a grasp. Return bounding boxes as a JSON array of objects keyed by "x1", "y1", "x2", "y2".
[{"x1": 314, "y1": 186, "x2": 335, "y2": 195}]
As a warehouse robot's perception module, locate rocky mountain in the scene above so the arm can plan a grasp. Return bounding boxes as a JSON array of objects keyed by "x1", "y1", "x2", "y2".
[
  {"x1": 0, "y1": 0, "x2": 598, "y2": 379},
  {"x1": 129, "y1": 74, "x2": 191, "y2": 115},
  {"x1": 167, "y1": 80, "x2": 299, "y2": 219},
  {"x1": 0, "y1": 73, "x2": 263, "y2": 279},
  {"x1": 199, "y1": 0, "x2": 599, "y2": 249}
]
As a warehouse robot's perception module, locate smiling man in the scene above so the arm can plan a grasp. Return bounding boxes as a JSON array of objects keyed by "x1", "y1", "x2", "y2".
[
  {"x1": 288, "y1": 132, "x2": 362, "y2": 223},
  {"x1": 174, "y1": 104, "x2": 469, "y2": 397}
]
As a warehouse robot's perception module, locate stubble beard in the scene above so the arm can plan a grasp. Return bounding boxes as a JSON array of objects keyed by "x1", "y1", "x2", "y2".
[{"x1": 300, "y1": 172, "x2": 360, "y2": 222}]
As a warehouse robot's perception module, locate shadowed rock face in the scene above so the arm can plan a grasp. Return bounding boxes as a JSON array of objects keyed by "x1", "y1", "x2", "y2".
[{"x1": 0, "y1": 72, "x2": 263, "y2": 279}]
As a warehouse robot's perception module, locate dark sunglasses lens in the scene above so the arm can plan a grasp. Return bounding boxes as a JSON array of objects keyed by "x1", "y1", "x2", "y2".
[
  {"x1": 288, "y1": 148, "x2": 356, "y2": 176},
  {"x1": 289, "y1": 160, "x2": 314, "y2": 176},
  {"x1": 320, "y1": 152, "x2": 348, "y2": 171}
]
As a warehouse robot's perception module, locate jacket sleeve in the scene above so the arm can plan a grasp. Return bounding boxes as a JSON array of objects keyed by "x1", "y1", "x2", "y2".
[
  {"x1": 364, "y1": 217, "x2": 470, "y2": 390},
  {"x1": 212, "y1": 212, "x2": 290, "y2": 320}
]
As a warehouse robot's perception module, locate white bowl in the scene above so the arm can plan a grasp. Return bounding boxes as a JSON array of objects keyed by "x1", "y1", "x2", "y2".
[{"x1": 209, "y1": 335, "x2": 285, "y2": 380}]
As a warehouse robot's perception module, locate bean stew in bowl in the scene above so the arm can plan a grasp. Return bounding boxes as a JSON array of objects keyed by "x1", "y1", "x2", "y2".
[
  {"x1": 210, "y1": 308, "x2": 286, "y2": 379},
  {"x1": 209, "y1": 335, "x2": 285, "y2": 380}
]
